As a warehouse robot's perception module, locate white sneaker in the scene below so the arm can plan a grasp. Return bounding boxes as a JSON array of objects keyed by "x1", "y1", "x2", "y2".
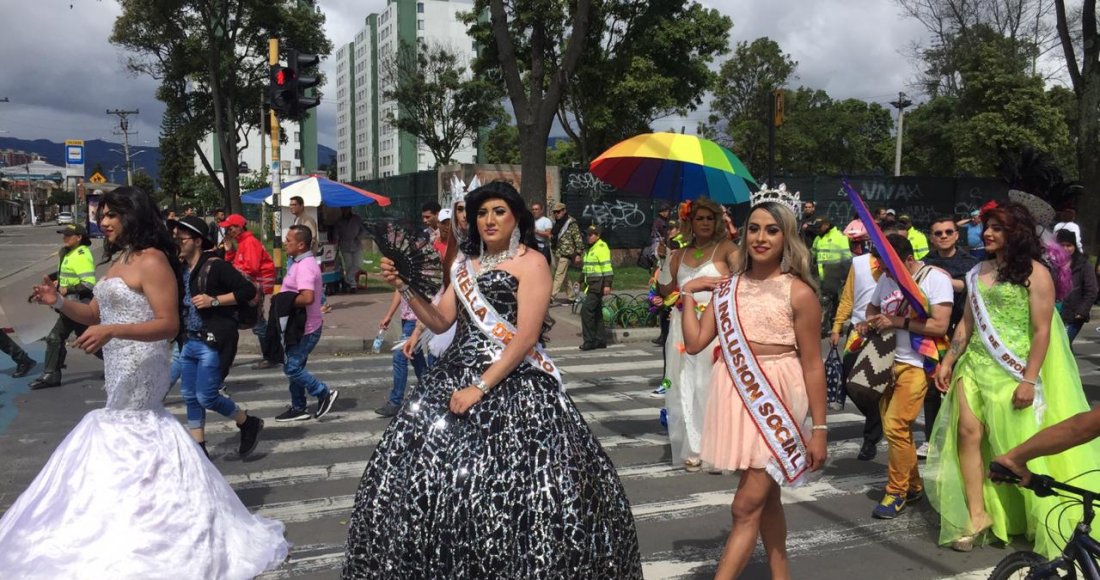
[
  {"x1": 916, "y1": 442, "x2": 930, "y2": 459},
  {"x1": 649, "y1": 384, "x2": 669, "y2": 398},
  {"x1": 827, "y1": 401, "x2": 844, "y2": 411}
]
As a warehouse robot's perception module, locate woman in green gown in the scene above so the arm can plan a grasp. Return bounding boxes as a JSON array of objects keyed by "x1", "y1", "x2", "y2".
[{"x1": 928, "y1": 201, "x2": 1100, "y2": 556}]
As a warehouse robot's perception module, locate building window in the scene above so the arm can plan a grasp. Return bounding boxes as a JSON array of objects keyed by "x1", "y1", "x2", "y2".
[
  {"x1": 417, "y1": 2, "x2": 424, "y2": 13},
  {"x1": 294, "y1": 149, "x2": 301, "y2": 160},
  {"x1": 417, "y1": 20, "x2": 424, "y2": 30}
]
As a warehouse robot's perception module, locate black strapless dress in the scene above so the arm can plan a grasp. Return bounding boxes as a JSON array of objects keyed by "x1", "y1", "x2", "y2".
[{"x1": 342, "y1": 270, "x2": 641, "y2": 578}]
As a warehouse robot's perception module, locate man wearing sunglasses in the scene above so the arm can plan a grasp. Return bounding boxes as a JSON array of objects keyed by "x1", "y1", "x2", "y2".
[{"x1": 918, "y1": 216, "x2": 979, "y2": 459}]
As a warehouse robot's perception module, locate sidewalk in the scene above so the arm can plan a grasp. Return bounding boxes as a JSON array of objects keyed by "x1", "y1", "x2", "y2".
[{"x1": 237, "y1": 289, "x2": 659, "y2": 355}]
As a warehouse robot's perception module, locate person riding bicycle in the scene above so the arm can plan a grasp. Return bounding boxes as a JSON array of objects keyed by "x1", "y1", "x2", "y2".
[{"x1": 993, "y1": 406, "x2": 1100, "y2": 487}]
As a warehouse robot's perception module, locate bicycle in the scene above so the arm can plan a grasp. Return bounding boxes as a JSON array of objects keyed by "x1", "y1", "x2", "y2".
[{"x1": 988, "y1": 462, "x2": 1100, "y2": 579}]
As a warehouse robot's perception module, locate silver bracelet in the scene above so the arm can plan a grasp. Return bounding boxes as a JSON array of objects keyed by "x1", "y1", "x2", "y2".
[
  {"x1": 1020, "y1": 378, "x2": 1037, "y2": 386},
  {"x1": 51, "y1": 299, "x2": 65, "y2": 312},
  {"x1": 473, "y1": 379, "x2": 491, "y2": 395},
  {"x1": 811, "y1": 424, "x2": 828, "y2": 431},
  {"x1": 397, "y1": 285, "x2": 417, "y2": 302}
]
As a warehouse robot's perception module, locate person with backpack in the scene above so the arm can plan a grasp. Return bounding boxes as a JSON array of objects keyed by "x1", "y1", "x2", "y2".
[
  {"x1": 171, "y1": 216, "x2": 263, "y2": 458},
  {"x1": 220, "y1": 214, "x2": 277, "y2": 369}
]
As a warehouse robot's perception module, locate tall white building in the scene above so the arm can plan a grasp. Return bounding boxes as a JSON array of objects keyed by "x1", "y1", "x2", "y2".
[
  {"x1": 335, "y1": 0, "x2": 478, "y2": 182},
  {"x1": 196, "y1": 121, "x2": 305, "y2": 185}
]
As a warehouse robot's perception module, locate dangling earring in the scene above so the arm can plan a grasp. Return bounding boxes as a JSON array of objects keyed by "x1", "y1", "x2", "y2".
[
  {"x1": 509, "y1": 227, "x2": 521, "y2": 254},
  {"x1": 780, "y1": 253, "x2": 791, "y2": 273}
]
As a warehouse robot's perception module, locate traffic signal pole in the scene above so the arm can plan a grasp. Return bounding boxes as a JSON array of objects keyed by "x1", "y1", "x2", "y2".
[{"x1": 268, "y1": 38, "x2": 283, "y2": 261}]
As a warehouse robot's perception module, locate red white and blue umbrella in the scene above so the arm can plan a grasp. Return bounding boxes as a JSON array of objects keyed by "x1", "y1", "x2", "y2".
[{"x1": 241, "y1": 176, "x2": 390, "y2": 207}]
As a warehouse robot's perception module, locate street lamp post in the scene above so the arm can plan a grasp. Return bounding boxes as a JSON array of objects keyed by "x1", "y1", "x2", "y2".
[
  {"x1": 110, "y1": 148, "x2": 147, "y2": 185},
  {"x1": 890, "y1": 92, "x2": 913, "y2": 177}
]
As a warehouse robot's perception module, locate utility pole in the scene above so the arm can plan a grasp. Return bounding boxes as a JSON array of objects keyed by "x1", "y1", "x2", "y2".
[
  {"x1": 260, "y1": 89, "x2": 268, "y2": 242},
  {"x1": 269, "y1": 39, "x2": 283, "y2": 263},
  {"x1": 106, "y1": 109, "x2": 140, "y2": 185},
  {"x1": 890, "y1": 92, "x2": 913, "y2": 177}
]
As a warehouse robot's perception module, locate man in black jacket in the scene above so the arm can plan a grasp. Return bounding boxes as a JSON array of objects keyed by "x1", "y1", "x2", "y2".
[{"x1": 170, "y1": 216, "x2": 263, "y2": 458}]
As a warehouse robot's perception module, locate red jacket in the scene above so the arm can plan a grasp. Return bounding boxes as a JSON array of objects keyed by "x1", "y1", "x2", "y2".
[{"x1": 228, "y1": 230, "x2": 275, "y2": 294}]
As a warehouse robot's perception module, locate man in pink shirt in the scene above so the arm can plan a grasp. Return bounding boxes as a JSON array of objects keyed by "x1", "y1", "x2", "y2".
[{"x1": 274, "y1": 225, "x2": 338, "y2": 422}]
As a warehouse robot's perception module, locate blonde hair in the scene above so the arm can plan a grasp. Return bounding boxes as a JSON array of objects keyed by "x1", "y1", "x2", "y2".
[
  {"x1": 685, "y1": 197, "x2": 724, "y2": 245},
  {"x1": 737, "y1": 201, "x2": 818, "y2": 293}
]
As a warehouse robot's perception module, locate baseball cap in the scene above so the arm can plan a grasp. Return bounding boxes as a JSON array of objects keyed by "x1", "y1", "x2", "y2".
[
  {"x1": 970, "y1": 209, "x2": 980, "y2": 217},
  {"x1": 587, "y1": 224, "x2": 601, "y2": 235},
  {"x1": 438, "y1": 208, "x2": 453, "y2": 222},
  {"x1": 218, "y1": 214, "x2": 247, "y2": 228},
  {"x1": 551, "y1": 202, "x2": 567, "y2": 212},
  {"x1": 168, "y1": 216, "x2": 210, "y2": 241},
  {"x1": 57, "y1": 224, "x2": 87, "y2": 236},
  {"x1": 886, "y1": 208, "x2": 896, "y2": 216},
  {"x1": 897, "y1": 214, "x2": 912, "y2": 224}
]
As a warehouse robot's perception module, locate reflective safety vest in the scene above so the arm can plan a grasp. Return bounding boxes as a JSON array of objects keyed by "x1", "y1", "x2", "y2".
[
  {"x1": 58, "y1": 245, "x2": 96, "y2": 290},
  {"x1": 812, "y1": 227, "x2": 851, "y2": 279},
  {"x1": 582, "y1": 238, "x2": 613, "y2": 291},
  {"x1": 908, "y1": 228, "x2": 930, "y2": 260}
]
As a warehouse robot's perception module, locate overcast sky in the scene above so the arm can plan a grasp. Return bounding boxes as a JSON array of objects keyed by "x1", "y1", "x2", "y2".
[{"x1": 0, "y1": 0, "x2": 931, "y2": 155}]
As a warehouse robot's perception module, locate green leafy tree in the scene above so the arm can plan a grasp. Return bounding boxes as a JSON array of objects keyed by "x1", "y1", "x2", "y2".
[
  {"x1": 1054, "y1": 0, "x2": 1100, "y2": 248},
  {"x1": 382, "y1": 40, "x2": 505, "y2": 167},
  {"x1": 131, "y1": 170, "x2": 157, "y2": 198},
  {"x1": 556, "y1": 0, "x2": 732, "y2": 165},
  {"x1": 701, "y1": 37, "x2": 797, "y2": 174},
  {"x1": 901, "y1": 95, "x2": 961, "y2": 175},
  {"x1": 158, "y1": 100, "x2": 197, "y2": 212},
  {"x1": 483, "y1": 122, "x2": 522, "y2": 164},
  {"x1": 182, "y1": 173, "x2": 226, "y2": 213},
  {"x1": 49, "y1": 189, "x2": 73, "y2": 208},
  {"x1": 464, "y1": 0, "x2": 595, "y2": 204},
  {"x1": 111, "y1": 0, "x2": 331, "y2": 214},
  {"x1": 546, "y1": 138, "x2": 579, "y2": 168},
  {"x1": 89, "y1": 162, "x2": 105, "y2": 178},
  {"x1": 774, "y1": 90, "x2": 893, "y2": 175}
]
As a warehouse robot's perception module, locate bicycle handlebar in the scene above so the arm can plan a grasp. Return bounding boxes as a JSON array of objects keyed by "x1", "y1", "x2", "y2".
[{"x1": 990, "y1": 462, "x2": 1098, "y2": 502}]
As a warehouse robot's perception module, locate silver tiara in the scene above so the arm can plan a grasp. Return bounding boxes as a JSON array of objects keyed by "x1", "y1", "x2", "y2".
[{"x1": 750, "y1": 183, "x2": 801, "y2": 215}]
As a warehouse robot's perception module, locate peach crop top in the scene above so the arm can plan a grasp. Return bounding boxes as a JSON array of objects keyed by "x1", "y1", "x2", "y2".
[{"x1": 735, "y1": 274, "x2": 796, "y2": 347}]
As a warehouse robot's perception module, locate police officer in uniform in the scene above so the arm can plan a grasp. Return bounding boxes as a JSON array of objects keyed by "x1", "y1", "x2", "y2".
[
  {"x1": 811, "y1": 218, "x2": 852, "y2": 337},
  {"x1": 579, "y1": 225, "x2": 613, "y2": 351},
  {"x1": 29, "y1": 224, "x2": 100, "y2": 390}
]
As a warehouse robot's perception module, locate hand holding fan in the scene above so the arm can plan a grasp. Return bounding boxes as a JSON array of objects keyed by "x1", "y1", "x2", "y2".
[{"x1": 370, "y1": 221, "x2": 443, "y2": 298}]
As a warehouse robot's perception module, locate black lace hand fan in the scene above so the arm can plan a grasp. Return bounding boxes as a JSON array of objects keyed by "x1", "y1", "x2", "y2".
[{"x1": 370, "y1": 220, "x2": 443, "y2": 298}]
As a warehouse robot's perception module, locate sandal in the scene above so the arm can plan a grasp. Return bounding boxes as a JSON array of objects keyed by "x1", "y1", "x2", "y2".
[
  {"x1": 950, "y1": 521, "x2": 992, "y2": 552},
  {"x1": 684, "y1": 457, "x2": 702, "y2": 472}
]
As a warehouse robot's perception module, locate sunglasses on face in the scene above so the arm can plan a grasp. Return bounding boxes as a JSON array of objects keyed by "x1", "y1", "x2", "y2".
[{"x1": 932, "y1": 229, "x2": 956, "y2": 237}]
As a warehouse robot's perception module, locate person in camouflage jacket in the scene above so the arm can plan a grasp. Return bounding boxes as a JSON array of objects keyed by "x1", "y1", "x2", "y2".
[{"x1": 550, "y1": 202, "x2": 584, "y2": 303}]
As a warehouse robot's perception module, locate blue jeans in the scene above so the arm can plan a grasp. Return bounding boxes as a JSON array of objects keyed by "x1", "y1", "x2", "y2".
[
  {"x1": 1066, "y1": 321, "x2": 1083, "y2": 344},
  {"x1": 179, "y1": 339, "x2": 238, "y2": 429},
  {"x1": 285, "y1": 327, "x2": 330, "y2": 411},
  {"x1": 169, "y1": 341, "x2": 182, "y2": 388},
  {"x1": 389, "y1": 320, "x2": 427, "y2": 406}
]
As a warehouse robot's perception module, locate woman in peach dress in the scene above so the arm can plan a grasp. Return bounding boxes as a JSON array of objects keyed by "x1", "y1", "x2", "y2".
[{"x1": 681, "y1": 200, "x2": 828, "y2": 580}]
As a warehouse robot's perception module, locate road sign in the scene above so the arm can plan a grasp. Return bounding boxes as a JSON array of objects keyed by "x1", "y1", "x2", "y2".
[
  {"x1": 89, "y1": 172, "x2": 107, "y2": 184},
  {"x1": 65, "y1": 140, "x2": 84, "y2": 165}
]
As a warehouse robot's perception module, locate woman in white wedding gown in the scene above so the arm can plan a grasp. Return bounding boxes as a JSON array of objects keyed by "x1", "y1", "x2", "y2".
[{"x1": 0, "y1": 187, "x2": 288, "y2": 579}]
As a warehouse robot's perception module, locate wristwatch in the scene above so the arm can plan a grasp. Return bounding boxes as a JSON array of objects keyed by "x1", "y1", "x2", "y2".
[{"x1": 210, "y1": 297, "x2": 221, "y2": 307}]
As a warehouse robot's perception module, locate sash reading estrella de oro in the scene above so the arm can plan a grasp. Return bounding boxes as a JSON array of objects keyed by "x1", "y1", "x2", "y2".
[
  {"x1": 453, "y1": 257, "x2": 563, "y2": 387},
  {"x1": 714, "y1": 275, "x2": 808, "y2": 483},
  {"x1": 965, "y1": 266, "x2": 1046, "y2": 423}
]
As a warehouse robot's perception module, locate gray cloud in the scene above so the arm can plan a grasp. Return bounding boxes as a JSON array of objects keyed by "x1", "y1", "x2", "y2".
[{"x1": 3, "y1": 0, "x2": 927, "y2": 154}]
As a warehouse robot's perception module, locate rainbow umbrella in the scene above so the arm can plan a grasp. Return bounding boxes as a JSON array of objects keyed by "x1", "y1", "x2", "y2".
[{"x1": 589, "y1": 133, "x2": 757, "y2": 203}]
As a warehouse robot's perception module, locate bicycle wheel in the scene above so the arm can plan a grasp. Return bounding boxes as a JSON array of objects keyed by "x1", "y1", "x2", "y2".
[{"x1": 988, "y1": 551, "x2": 1070, "y2": 580}]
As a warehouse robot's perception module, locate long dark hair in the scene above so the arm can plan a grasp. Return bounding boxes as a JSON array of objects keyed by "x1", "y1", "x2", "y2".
[
  {"x1": 461, "y1": 181, "x2": 537, "y2": 257},
  {"x1": 982, "y1": 201, "x2": 1043, "y2": 287},
  {"x1": 98, "y1": 187, "x2": 184, "y2": 301}
]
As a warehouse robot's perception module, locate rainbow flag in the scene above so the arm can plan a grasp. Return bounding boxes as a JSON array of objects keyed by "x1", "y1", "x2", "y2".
[{"x1": 842, "y1": 180, "x2": 945, "y2": 371}]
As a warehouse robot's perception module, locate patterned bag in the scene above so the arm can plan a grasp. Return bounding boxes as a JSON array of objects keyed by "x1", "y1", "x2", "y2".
[
  {"x1": 824, "y1": 346, "x2": 846, "y2": 404},
  {"x1": 844, "y1": 328, "x2": 896, "y2": 408}
]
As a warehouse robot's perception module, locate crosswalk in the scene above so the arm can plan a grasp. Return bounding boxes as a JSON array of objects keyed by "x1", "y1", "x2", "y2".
[{"x1": 19, "y1": 343, "x2": 1018, "y2": 578}]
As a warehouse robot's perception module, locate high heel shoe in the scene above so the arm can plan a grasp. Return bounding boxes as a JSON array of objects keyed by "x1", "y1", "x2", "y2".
[{"x1": 950, "y1": 522, "x2": 992, "y2": 552}]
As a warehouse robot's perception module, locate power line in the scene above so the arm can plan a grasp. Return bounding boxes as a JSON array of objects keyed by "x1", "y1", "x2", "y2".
[{"x1": 106, "y1": 109, "x2": 140, "y2": 186}]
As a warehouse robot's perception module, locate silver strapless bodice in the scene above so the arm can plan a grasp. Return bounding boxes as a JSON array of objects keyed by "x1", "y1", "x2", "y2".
[{"x1": 94, "y1": 278, "x2": 172, "y2": 411}]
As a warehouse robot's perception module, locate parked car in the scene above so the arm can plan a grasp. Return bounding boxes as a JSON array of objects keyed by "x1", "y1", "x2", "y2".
[{"x1": 57, "y1": 212, "x2": 74, "y2": 225}]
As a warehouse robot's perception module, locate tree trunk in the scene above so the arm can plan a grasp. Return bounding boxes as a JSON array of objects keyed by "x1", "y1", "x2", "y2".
[
  {"x1": 519, "y1": 127, "x2": 548, "y2": 205},
  {"x1": 1077, "y1": 74, "x2": 1100, "y2": 251}
]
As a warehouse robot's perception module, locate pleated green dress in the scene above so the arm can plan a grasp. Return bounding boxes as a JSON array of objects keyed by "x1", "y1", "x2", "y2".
[{"x1": 927, "y1": 281, "x2": 1100, "y2": 557}]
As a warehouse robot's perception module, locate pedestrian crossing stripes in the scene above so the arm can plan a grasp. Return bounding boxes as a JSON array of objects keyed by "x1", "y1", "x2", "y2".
[{"x1": 10, "y1": 344, "x2": 1015, "y2": 579}]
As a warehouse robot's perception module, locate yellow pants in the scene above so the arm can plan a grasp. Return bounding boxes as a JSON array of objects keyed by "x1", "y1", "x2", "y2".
[{"x1": 879, "y1": 362, "x2": 928, "y2": 496}]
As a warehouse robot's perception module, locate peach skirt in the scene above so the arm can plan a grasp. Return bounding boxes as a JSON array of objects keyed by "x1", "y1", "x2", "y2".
[{"x1": 699, "y1": 351, "x2": 810, "y2": 481}]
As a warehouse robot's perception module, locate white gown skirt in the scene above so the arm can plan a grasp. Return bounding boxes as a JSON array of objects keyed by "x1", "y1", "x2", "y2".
[
  {"x1": 0, "y1": 407, "x2": 289, "y2": 579},
  {"x1": 665, "y1": 306, "x2": 717, "y2": 465}
]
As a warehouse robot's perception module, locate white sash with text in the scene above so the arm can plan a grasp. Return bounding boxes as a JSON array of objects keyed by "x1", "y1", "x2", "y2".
[
  {"x1": 714, "y1": 275, "x2": 808, "y2": 484},
  {"x1": 453, "y1": 258, "x2": 563, "y2": 386},
  {"x1": 965, "y1": 267, "x2": 1045, "y2": 422}
]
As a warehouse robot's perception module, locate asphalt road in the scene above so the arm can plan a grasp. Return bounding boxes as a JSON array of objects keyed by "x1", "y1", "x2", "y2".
[{"x1": 1, "y1": 235, "x2": 1099, "y2": 578}]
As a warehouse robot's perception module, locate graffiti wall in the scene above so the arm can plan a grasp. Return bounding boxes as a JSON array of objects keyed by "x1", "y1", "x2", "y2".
[{"x1": 559, "y1": 168, "x2": 654, "y2": 249}]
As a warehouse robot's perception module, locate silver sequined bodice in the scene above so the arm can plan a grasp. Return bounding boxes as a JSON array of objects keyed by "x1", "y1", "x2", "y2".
[{"x1": 95, "y1": 278, "x2": 172, "y2": 411}]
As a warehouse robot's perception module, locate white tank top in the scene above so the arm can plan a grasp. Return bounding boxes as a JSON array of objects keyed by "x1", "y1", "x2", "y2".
[{"x1": 850, "y1": 254, "x2": 877, "y2": 325}]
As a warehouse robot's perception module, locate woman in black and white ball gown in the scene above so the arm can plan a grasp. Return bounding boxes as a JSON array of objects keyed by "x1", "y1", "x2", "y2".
[
  {"x1": 342, "y1": 182, "x2": 642, "y2": 578},
  {"x1": 0, "y1": 187, "x2": 288, "y2": 579}
]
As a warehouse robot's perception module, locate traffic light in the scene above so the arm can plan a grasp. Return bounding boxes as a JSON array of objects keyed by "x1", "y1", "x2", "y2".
[
  {"x1": 289, "y1": 49, "x2": 321, "y2": 114},
  {"x1": 268, "y1": 63, "x2": 294, "y2": 116}
]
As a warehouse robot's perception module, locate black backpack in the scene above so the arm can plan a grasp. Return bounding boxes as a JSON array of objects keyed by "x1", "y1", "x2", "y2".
[{"x1": 196, "y1": 257, "x2": 263, "y2": 330}]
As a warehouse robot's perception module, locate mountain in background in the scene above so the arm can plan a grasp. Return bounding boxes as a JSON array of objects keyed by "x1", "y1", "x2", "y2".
[{"x1": 1, "y1": 137, "x2": 338, "y2": 183}]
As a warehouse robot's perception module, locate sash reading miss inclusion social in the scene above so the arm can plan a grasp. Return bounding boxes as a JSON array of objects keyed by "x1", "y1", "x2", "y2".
[
  {"x1": 453, "y1": 258, "x2": 563, "y2": 387},
  {"x1": 714, "y1": 275, "x2": 808, "y2": 483},
  {"x1": 965, "y1": 266, "x2": 1046, "y2": 423}
]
